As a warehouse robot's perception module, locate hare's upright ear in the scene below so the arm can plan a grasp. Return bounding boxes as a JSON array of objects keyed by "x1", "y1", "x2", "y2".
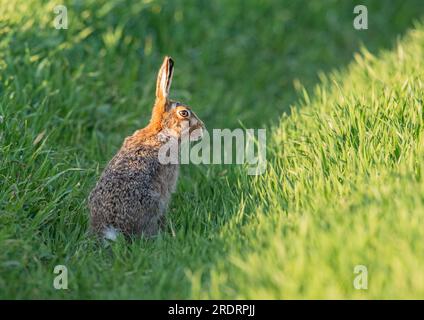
[{"x1": 155, "y1": 56, "x2": 174, "y2": 100}]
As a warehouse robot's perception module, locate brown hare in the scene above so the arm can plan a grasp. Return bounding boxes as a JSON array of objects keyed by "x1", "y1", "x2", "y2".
[{"x1": 88, "y1": 56, "x2": 205, "y2": 240}]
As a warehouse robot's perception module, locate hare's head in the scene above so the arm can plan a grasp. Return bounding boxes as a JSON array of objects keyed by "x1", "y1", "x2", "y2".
[{"x1": 151, "y1": 56, "x2": 205, "y2": 141}]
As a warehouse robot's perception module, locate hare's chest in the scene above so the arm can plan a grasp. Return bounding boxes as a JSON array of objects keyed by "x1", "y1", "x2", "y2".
[{"x1": 158, "y1": 164, "x2": 179, "y2": 196}]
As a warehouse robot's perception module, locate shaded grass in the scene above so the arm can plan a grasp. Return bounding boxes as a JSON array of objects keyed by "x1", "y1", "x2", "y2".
[{"x1": 0, "y1": 0, "x2": 424, "y2": 298}]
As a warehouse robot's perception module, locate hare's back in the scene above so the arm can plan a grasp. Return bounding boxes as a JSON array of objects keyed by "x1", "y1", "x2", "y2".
[
  {"x1": 88, "y1": 147, "x2": 161, "y2": 233},
  {"x1": 97, "y1": 146, "x2": 159, "y2": 192}
]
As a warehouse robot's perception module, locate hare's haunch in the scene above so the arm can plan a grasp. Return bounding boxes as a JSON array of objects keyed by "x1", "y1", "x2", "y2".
[{"x1": 88, "y1": 57, "x2": 205, "y2": 239}]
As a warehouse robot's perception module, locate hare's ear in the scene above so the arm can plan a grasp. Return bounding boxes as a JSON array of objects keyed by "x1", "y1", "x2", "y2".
[{"x1": 156, "y1": 56, "x2": 174, "y2": 100}]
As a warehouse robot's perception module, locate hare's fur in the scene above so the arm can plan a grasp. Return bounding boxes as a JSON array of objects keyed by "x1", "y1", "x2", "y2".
[{"x1": 89, "y1": 142, "x2": 178, "y2": 237}]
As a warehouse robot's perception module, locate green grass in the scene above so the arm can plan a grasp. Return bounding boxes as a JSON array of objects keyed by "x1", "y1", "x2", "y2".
[{"x1": 1, "y1": 0, "x2": 424, "y2": 299}]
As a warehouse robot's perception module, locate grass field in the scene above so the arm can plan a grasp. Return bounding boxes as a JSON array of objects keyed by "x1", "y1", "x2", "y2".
[{"x1": 1, "y1": 0, "x2": 424, "y2": 299}]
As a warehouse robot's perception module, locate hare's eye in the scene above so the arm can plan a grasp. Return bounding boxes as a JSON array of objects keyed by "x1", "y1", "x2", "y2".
[{"x1": 178, "y1": 110, "x2": 190, "y2": 118}]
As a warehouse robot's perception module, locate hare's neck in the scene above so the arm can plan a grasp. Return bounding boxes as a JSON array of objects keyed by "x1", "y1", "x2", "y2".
[
  {"x1": 157, "y1": 128, "x2": 179, "y2": 141},
  {"x1": 123, "y1": 127, "x2": 160, "y2": 149},
  {"x1": 123, "y1": 127, "x2": 180, "y2": 151}
]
